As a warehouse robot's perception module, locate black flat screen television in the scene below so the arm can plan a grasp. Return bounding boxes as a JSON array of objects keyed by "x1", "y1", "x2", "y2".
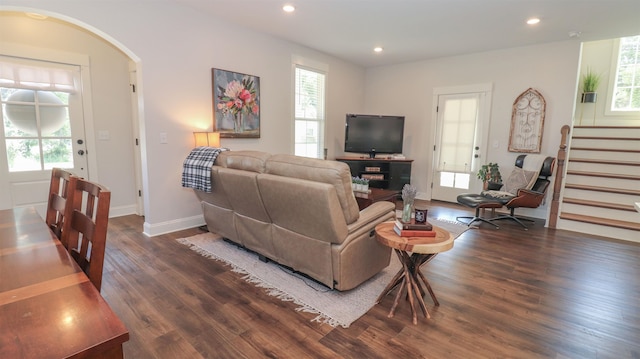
[{"x1": 344, "y1": 114, "x2": 405, "y2": 158}]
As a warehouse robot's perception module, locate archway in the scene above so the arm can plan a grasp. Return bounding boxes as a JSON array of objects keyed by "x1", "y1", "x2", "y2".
[{"x1": 0, "y1": 7, "x2": 147, "y2": 216}]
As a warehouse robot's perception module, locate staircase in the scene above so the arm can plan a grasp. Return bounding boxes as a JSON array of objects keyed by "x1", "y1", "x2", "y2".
[{"x1": 555, "y1": 126, "x2": 640, "y2": 243}]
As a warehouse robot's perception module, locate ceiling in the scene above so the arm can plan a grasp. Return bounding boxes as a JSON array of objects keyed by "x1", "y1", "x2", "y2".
[{"x1": 173, "y1": 0, "x2": 640, "y2": 68}]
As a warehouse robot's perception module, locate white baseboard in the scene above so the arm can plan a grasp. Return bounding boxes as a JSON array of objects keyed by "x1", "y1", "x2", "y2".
[
  {"x1": 143, "y1": 214, "x2": 205, "y2": 237},
  {"x1": 109, "y1": 204, "x2": 138, "y2": 218}
]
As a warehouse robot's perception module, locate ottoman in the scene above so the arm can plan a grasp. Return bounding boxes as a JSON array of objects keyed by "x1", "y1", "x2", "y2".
[{"x1": 456, "y1": 193, "x2": 503, "y2": 228}]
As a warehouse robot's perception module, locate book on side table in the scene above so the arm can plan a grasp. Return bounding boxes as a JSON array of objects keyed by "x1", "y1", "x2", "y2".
[
  {"x1": 393, "y1": 219, "x2": 436, "y2": 237},
  {"x1": 395, "y1": 219, "x2": 433, "y2": 230}
]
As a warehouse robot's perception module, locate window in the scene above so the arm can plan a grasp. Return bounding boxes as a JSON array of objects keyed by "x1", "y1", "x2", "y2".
[
  {"x1": 436, "y1": 94, "x2": 480, "y2": 190},
  {"x1": 611, "y1": 35, "x2": 640, "y2": 112},
  {"x1": 294, "y1": 65, "x2": 326, "y2": 158},
  {"x1": 1, "y1": 57, "x2": 79, "y2": 172},
  {"x1": 1, "y1": 88, "x2": 73, "y2": 172}
]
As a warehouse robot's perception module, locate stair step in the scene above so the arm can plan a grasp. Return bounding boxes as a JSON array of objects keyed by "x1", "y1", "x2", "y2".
[
  {"x1": 565, "y1": 170, "x2": 640, "y2": 181},
  {"x1": 573, "y1": 126, "x2": 640, "y2": 129},
  {"x1": 572, "y1": 136, "x2": 640, "y2": 141},
  {"x1": 570, "y1": 147, "x2": 640, "y2": 153},
  {"x1": 564, "y1": 183, "x2": 640, "y2": 196},
  {"x1": 559, "y1": 212, "x2": 640, "y2": 231},
  {"x1": 569, "y1": 158, "x2": 640, "y2": 166},
  {"x1": 562, "y1": 197, "x2": 636, "y2": 212},
  {"x1": 570, "y1": 138, "x2": 640, "y2": 151}
]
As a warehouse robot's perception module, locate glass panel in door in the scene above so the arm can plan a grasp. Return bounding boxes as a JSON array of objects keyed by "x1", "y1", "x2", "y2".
[{"x1": 431, "y1": 91, "x2": 488, "y2": 202}]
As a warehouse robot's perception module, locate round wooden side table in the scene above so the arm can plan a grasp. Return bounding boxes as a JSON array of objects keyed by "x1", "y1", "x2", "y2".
[{"x1": 375, "y1": 221, "x2": 454, "y2": 324}]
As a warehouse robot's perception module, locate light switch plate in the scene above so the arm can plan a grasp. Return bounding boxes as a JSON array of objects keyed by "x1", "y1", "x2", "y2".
[{"x1": 98, "y1": 130, "x2": 110, "y2": 141}]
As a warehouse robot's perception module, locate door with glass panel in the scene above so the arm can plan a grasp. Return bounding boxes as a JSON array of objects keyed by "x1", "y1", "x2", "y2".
[
  {"x1": 431, "y1": 86, "x2": 491, "y2": 203},
  {"x1": 0, "y1": 59, "x2": 88, "y2": 214}
]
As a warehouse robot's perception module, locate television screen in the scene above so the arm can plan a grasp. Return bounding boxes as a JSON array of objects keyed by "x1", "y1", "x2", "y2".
[{"x1": 344, "y1": 114, "x2": 405, "y2": 157}]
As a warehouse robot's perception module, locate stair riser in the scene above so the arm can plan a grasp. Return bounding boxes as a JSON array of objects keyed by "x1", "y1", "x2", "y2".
[
  {"x1": 570, "y1": 138, "x2": 639, "y2": 151},
  {"x1": 564, "y1": 175, "x2": 640, "y2": 191},
  {"x1": 572, "y1": 127, "x2": 640, "y2": 137},
  {"x1": 556, "y1": 218, "x2": 640, "y2": 243},
  {"x1": 567, "y1": 162, "x2": 640, "y2": 176},
  {"x1": 568, "y1": 150, "x2": 640, "y2": 162},
  {"x1": 561, "y1": 203, "x2": 639, "y2": 223},
  {"x1": 562, "y1": 188, "x2": 640, "y2": 204}
]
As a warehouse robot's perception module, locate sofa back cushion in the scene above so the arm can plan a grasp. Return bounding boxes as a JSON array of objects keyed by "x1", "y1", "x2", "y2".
[
  {"x1": 217, "y1": 167, "x2": 271, "y2": 223},
  {"x1": 216, "y1": 151, "x2": 270, "y2": 173},
  {"x1": 257, "y1": 174, "x2": 348, "y2": 244},
  {"x1": 265, "y1": 154, "x2": 360, "y2": 224}
]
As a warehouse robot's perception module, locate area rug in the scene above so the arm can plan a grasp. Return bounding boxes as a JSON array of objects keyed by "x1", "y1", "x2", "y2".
[{"x1": 177, "y1": 218, "x2": 469, "y2": 328}]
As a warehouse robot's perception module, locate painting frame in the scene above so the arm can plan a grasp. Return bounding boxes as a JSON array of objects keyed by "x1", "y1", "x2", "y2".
[
  {"x1": 212, "y1": 68, "x2": 260, "y2": 138},
  {"x1": 508, "y1": 88, "x2": 546, "y2": 153}
]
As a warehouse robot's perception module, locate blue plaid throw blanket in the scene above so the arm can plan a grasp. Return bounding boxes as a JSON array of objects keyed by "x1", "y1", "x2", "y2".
[{"x1": 181, "y1": 147, "x2": 225, "y2": 192}]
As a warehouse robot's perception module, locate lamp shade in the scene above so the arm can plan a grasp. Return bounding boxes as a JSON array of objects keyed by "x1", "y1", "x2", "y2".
[{"x1": 193, "y1": 132, "x2": 220, "y2": 147}]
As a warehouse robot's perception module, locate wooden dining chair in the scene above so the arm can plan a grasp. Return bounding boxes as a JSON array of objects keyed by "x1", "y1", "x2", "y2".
[
  {"x1": 60, "y1": 176, "x2": 111, "y2": 292},
  {"x1": 45, "y1": 168, "x2": 75, "y2": 239}
]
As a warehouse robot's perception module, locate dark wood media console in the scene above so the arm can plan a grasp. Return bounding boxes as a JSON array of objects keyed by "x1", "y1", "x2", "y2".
[{"x1": 336, "y1": 157, "x2": 412, "y2": 191}]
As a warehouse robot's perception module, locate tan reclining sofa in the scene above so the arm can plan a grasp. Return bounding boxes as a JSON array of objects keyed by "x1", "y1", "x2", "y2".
[{"x1": 193, "y1": 150, "x2": 395, "y2": 291}]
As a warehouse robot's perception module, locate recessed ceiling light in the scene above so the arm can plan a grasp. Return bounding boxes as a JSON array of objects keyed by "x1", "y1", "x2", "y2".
[
  {"x1": 373, "y1": 47, "x2": 383, "y2": 53},
  {"x1": 283, "y1": 4, "x2": 295, "y2": 13},
  {"x1": 527, "y1": 18, "x2": 540, "y2": 25}
]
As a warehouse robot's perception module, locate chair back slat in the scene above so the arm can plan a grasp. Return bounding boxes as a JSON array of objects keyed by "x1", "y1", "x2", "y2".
[
  {"x1": 61, "y1": 176, "x2": 111, "y2": 292},
  {"x1": 45, "y1": 168, "x2": 74, "y2": 240}
]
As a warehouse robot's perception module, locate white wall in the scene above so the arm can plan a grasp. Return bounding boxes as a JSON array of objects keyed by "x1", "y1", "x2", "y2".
[
  {"x1": 1, "y1": 2, "x2": 599, "y2": 229},
  {"x1": 576, "y1": 38, "x2": 640, "y2": 126},
  {"x1": 362, "y1": 41, "x2": 582, "y2": 219},
  {"x1": 1, "y1": 2, "x2": 366, "y2": 235},
  {"x1": 0, "y1": 11, "x2": 137, "y2": 215}
]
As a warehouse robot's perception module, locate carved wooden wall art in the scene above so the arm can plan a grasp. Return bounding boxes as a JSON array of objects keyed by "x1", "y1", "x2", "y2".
[{"x1": 508, "y1": 88, "x2": 546, "y2": 153}]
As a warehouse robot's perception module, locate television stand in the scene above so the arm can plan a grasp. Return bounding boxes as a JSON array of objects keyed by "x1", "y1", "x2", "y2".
[{"x1": 336, "y1": 157, "x2": 412, "y2": 191}]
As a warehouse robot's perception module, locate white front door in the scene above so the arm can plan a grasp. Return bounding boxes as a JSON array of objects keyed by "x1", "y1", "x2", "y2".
[
  {"x1": 431, "y1": 84, "x2": 492, "y2": 203},
  {"x1": 1, "y1": 86, "x2": 88, "y2": 216}
]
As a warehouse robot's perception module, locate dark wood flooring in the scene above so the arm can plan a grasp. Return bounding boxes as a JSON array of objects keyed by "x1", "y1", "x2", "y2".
[{"x1": 101, "y1": 200, "x2": 640, "y2": 358}]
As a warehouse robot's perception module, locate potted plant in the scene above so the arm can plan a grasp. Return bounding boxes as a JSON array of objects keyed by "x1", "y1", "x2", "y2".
[
  {"x1": 477, "y1": 163, "x2": 502, "y2": 190},
  {"x1": 581, "y1": 67, "x2": 601, "y2": 103},
  {"x1": 361, "y1": 177, "x2": 370, "y2": 192}
]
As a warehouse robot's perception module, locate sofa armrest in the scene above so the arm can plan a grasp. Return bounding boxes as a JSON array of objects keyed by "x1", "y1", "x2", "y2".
[{"x1": 346, "y1": 201, "x2": 396, "y2": 234}]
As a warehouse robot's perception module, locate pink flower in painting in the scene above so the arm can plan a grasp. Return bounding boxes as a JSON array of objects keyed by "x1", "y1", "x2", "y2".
[
  {"x1": 239, "y1": 89, "x2": 252, "y2": 102},
  {"x1": 216, "y1": 77, "x2": 259, "y2": 117}
]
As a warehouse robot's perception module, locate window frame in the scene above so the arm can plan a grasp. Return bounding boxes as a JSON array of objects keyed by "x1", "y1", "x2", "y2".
[
  {"x1": 292, "y1": 56, "x2": 328, "y2": 159},
  {"x1": 605, "y1": 36, "x2": 640, "y2": 117}
]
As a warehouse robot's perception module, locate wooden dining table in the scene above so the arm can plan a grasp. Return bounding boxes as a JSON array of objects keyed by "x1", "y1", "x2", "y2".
[{"x1": 0, "y1": 207, "x2": 129, "y2": 359}]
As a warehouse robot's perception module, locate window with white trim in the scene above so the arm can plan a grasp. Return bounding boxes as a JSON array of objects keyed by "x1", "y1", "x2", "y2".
[
  {"x1": 610, "y1": 35, "x2": 640, "y2": 113},
  {"x1": 294, "y1": 65, "x2": 326, "y2": 159},
  {"x1": 1, "y1": 57, "x2": 79, "y2": 172}
]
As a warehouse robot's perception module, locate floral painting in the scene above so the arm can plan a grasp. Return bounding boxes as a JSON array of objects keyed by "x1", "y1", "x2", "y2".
[{"x1": 212, "y1": 68, "x2": 260, "y2": 138}]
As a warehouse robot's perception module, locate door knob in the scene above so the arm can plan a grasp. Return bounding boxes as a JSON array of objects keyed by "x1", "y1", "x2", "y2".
[{"x1": 78, "y1": 150, "x2": 85, "y2": 156}]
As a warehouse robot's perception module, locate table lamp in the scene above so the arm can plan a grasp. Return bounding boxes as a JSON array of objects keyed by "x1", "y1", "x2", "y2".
[{"x1": 193, "y1": 132, "x2": 220, "y2": 147}]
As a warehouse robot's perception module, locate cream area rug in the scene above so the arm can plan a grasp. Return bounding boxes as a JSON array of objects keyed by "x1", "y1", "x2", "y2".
[{"x1": 177, "y1": 217, "x2": 469, "y2": 328}]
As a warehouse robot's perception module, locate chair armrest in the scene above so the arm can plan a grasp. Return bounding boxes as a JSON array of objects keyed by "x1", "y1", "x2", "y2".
[
  {"x1": 346, "y1": 201, "x2": 396, "y2": 234},
  {"x1": 505, "y1": 188, "x2": 545, "y2": 208}
]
